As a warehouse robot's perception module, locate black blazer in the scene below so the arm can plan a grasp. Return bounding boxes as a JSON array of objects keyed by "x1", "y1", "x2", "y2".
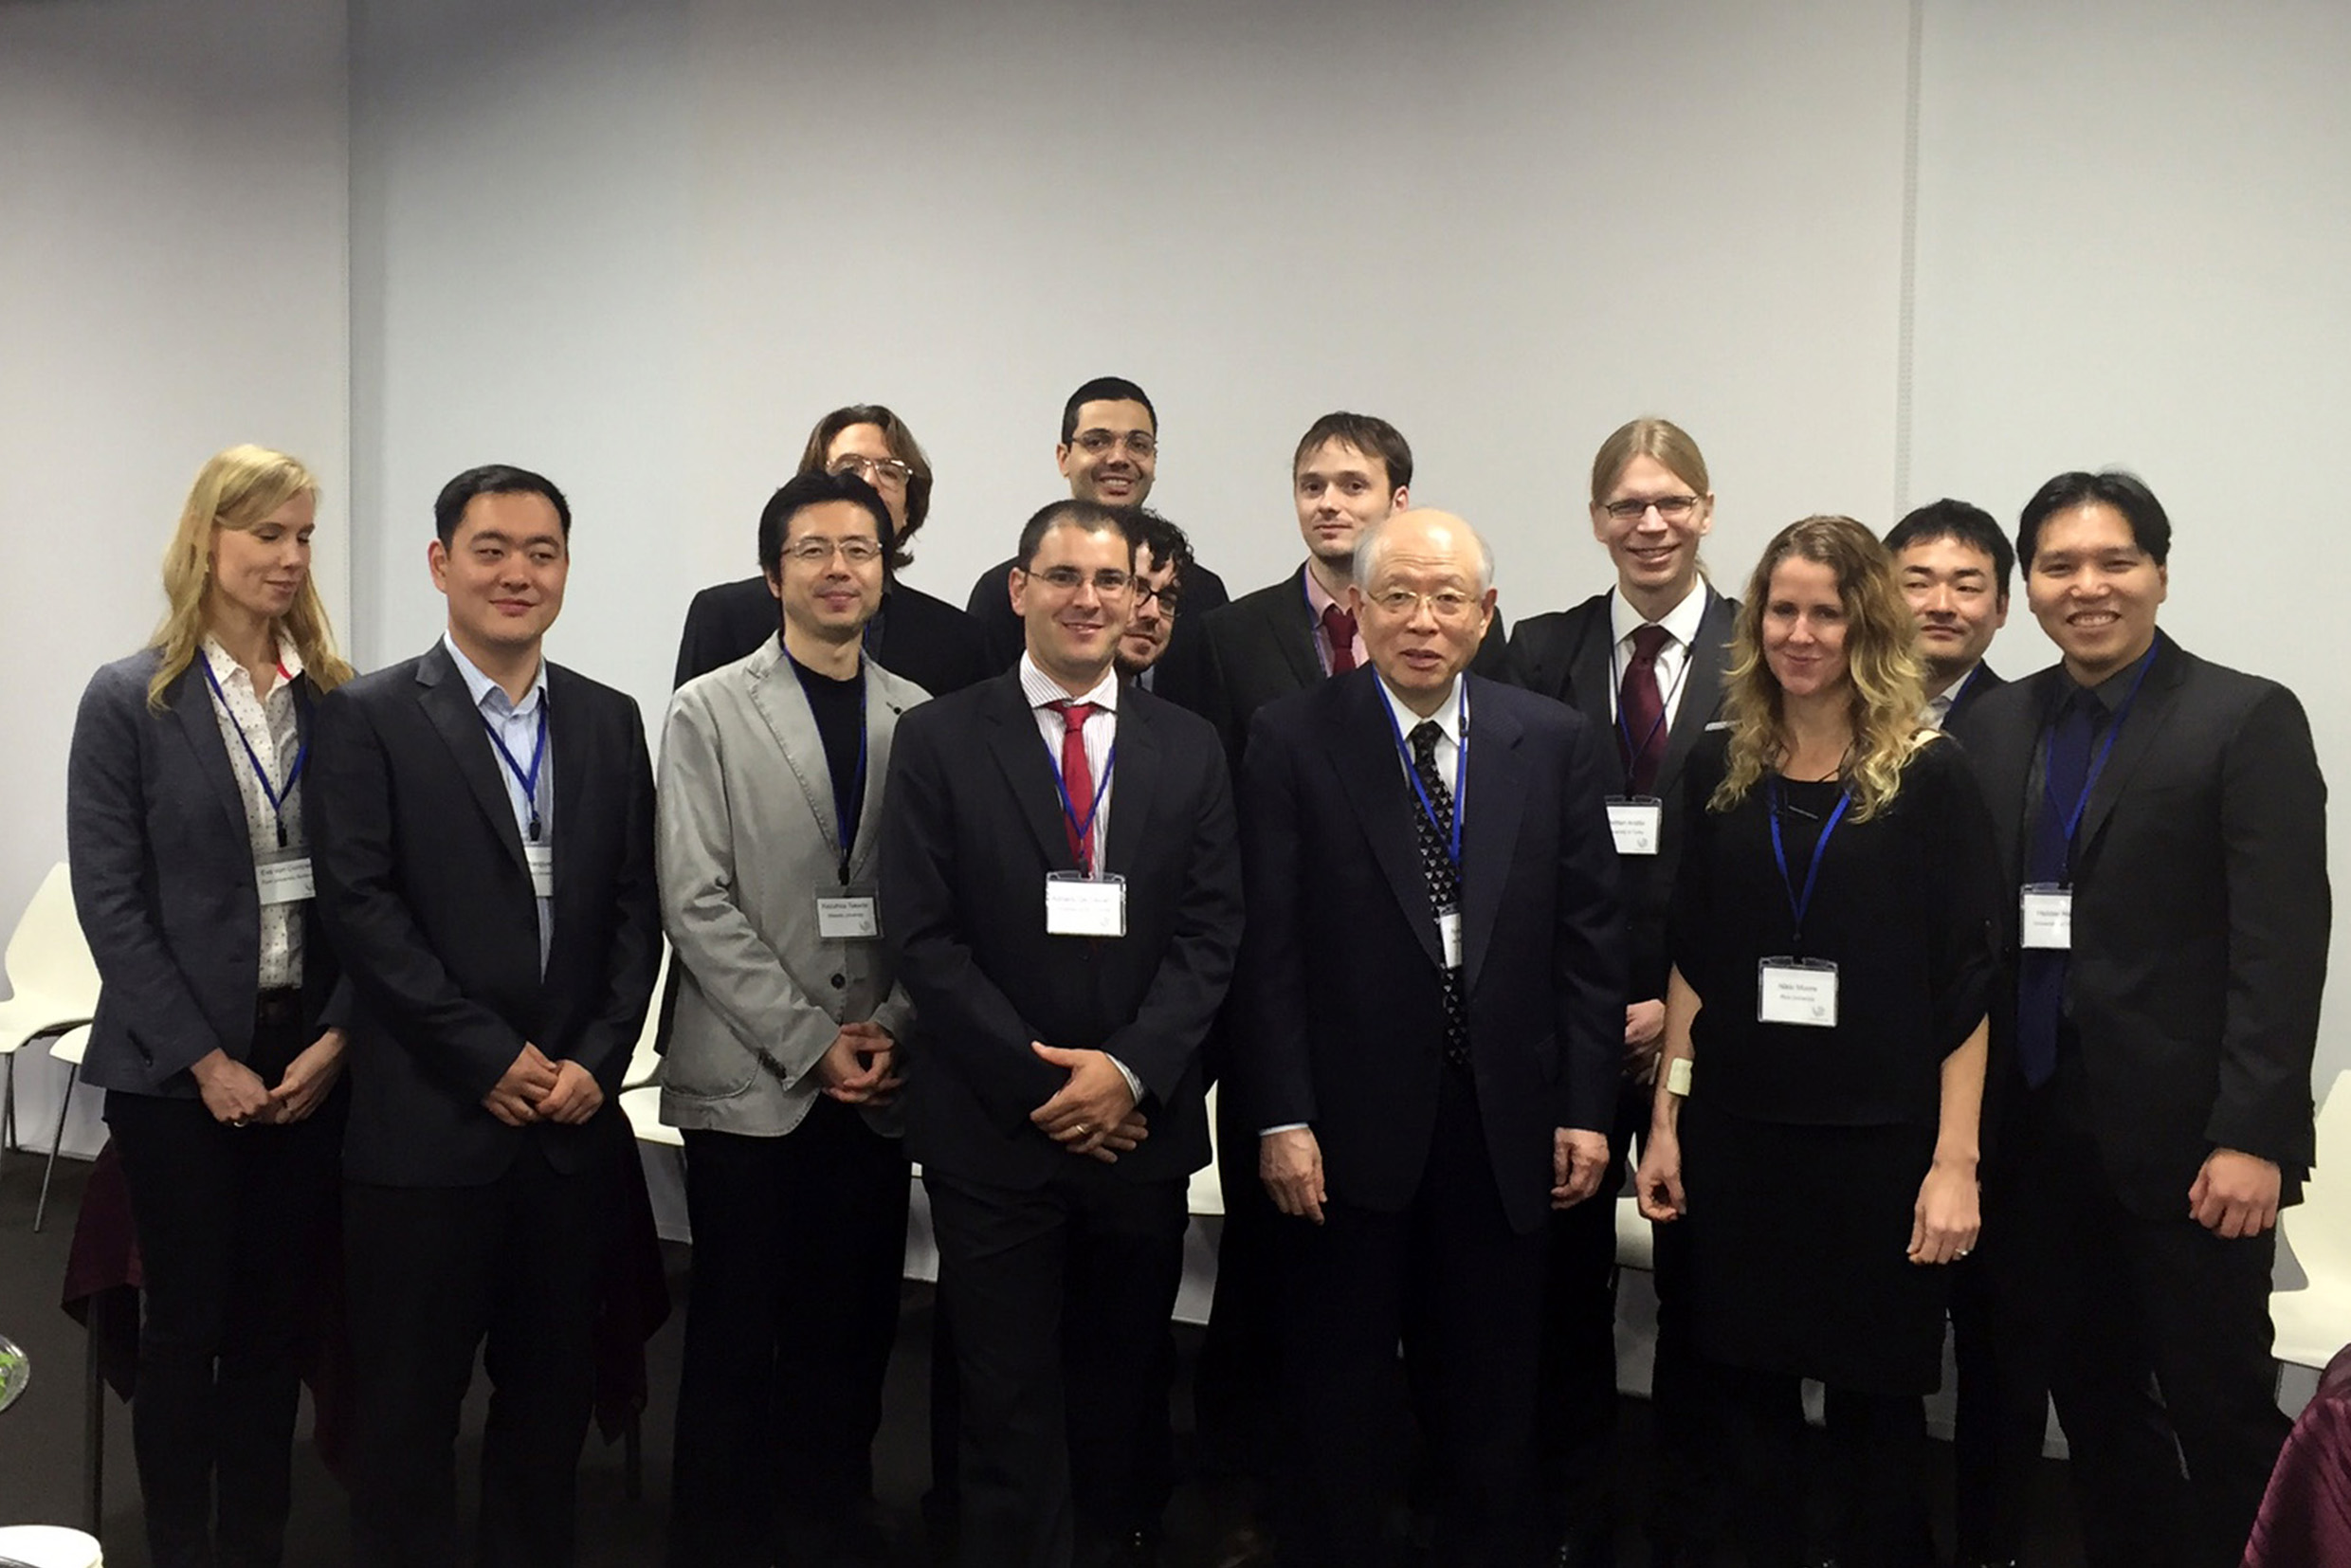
[
  {"x1": 672, "y1": 574, "x2": 992, "y2": 697},
  {"x1": 965, "y1": 554, "x2": 1231, "y2": 675},
  {"x1": 67, "y1": 650, "x2": 347, "y2": 1097},
  {"x1": 1506, "y1": 586, "x2": 1739, "y2": 1003},
  {"x1": 1950, "y1": 634, "x2": 2328, "y2": 1215},
  {"x1": 879, "y1": 670, "x2": 1244, "y2": 1190},
  {"x1": 1940, "y1": 660, "x2": 2005, "y2": 727},
  {"x1": 308, "y1": 641, "x2": 662, "y2": 1186},
  {"x1": 1235, "y1": 670, "x2": 1624, "y2": 1235}
]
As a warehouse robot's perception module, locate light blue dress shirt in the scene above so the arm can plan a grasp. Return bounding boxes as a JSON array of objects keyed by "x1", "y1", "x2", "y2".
[{"x1": 443, "y1": 631, "x2": 554, "y2": 973}]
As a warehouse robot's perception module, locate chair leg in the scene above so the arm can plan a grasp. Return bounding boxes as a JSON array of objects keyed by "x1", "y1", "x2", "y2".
[
  {"x1": 34, "y1": 1069, "x2": 77, "y2": 1232},
  {"x1": 84, "y1": 1312, "x2": 104, "y2": 1533},
  {"x1": 2, "y1": 1050, "x2": 16, "y2": 1158}
]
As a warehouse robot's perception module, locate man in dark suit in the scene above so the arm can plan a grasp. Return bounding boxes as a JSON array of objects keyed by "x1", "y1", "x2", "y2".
[
  {"x1": 674, "y1": 403, "x2": 993, "y2": 696},
  {"x1": 1239, "y1": 508, "x2": 1623, "y2": 1568},
  {"x1": 1888, "y1": 498, "x2": 2012, "y2": 731},
  {"x1": 1506, "y1": 422, "x2": 1735, "y2": 1568},
  {"x1": 1951, "y1": 469, "x2": 2328, "y2": 1568},
  {"x1": 884, "y1": 500, "x2": 1243, "y2": 1568},
  {"x1": 310, "y1": 465, "x2": 662, "y2": 1568},
  {"x1": 964, "y1": 377, "x2": 1230, "y2": 670}
]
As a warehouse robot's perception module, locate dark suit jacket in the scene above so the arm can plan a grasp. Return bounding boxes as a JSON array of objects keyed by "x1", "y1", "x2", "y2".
[
  {"x1": 1236, "y1": 670, "x2": 1624, "y2": 1235},
  {"x1": 672, "y1": 574, "x2": 991, "y2": 697},
  {"x1": 1193, "y1": 565, "x2": 1511, "y2": 774},
  {"x1": 965, "y1": 555, "x2": 1230, "y2": 675},
  {"x1": 879, "y1": 670, "x2": 1244, "y2": 1189},
  {"x1": 309, "y1": 641, "x2": 662, "y2": 1187},
  {"x1": 1506, "y1": 586, "x2": 1738, "y2": 1005},
  {"x1": 67, "y1": 649, "x2": 347, "y2": 1097},
  {"x1": 1940, "y1": 660, "x2": 2005, "y2": 727},
  {"x1": 1951, "y1": 633, "x2": 2327, "y2": 1215}
]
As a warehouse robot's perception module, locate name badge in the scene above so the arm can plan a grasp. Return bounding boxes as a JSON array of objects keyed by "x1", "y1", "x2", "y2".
[
  {"x1": 1758, "y1": 957, "x2": 1838, "y2": 1028},
  {"x1": 1606, "y1": 796, "x2": 1664, "y2": 856},
  {"x1": 1436, "y1": 905, "x2": 1464, "y2": 970},
  {"x1": 2021, "y1": 883, "x2": 2072, "y2": 950},
  {"x1": 1045, "y1": 871, "x2": 1127, "y2": 938},
  {"x1": 254, "y1": 850, "x2": 315, "y2": 906},
  {"x1": 816, "y1": 893, "x2": 881, "y2": 940},
  {"x1": 524, "y1": 841, "x2": 556, "y2": 899}
]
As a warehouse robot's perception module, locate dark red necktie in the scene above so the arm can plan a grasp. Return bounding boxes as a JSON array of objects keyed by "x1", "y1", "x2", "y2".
[
  {"x1": 1050, "y1": 700, "x2": 1096, "y2": 870},
  {"x1": 1618, "y1": 623, "x2": 1671, "y2": 795},
  {"x1": 1321, "y1": 605, "x2": 1358, "y2": 674}
]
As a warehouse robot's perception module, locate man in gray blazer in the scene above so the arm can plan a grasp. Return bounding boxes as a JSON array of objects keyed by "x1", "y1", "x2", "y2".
[{"x1": 656, "y1": 468, "x2": 927, "y2": 1568}]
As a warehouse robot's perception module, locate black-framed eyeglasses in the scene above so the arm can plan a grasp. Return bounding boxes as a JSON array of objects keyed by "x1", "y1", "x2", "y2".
[
  {"x1": 829, "y1": 454, "x2": 914, "y2": 487},
  {"x1": 1069, "y1": 429, "x2": 1157, "y2": 459},
  {"x1": 1602, "y1": 495, "x2": 1701, "y2": 523},
  {"x1": 1134, "y1": 580, "x2": 1182, "y2": 614}
]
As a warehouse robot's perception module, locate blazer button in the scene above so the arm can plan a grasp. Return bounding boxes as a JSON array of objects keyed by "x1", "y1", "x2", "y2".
[{"x1": 829, "y1": 973, "x2": 847, "y2": 990}]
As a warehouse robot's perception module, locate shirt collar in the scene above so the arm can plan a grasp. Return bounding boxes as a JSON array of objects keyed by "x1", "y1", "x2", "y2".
[
  {"x1": 1018, "y1": 651, "x2": 1120, "y2": 715},
  {"x1": 443, "y1": 630, "x2": 547, "y2": 718},
  {"x1": 199, "y1": 633, "x2": 302, "y2": 692},
  {"x1": 1303, "y1": 563, "x2": 1349, "y2": 622},
  {"x1": 1609, "y1": 579, "x2": 1708, "y2": 652},
  {"x1": 1376, "y1": 672, "x2": 1465, "y2": 748}
]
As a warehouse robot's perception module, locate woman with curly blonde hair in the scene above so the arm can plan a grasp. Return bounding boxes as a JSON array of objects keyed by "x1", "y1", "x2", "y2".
[{"x1": 1635, "y1": 515, "x2": 2000, "y2": 1567}]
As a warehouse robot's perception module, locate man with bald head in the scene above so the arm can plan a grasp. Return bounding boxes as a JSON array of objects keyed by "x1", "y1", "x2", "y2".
[{"x1": 1234, "y1": 511, "x2": 1625, "y2": 1567}]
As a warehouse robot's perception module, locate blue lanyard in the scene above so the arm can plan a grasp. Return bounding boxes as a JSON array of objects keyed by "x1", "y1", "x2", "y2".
[
  {"x1": 1767, "y1": 776, "x2": 1851, "y2": 950},
  {"x1": 199, "y1": 657, "x2": 305, "y2": 848},
  {"x1": 1379, "y1": 683, "x2": 1468, "y2": 871},
  {"x1": 2044, "y1": 643, "x2": 2159, "y2": 852},
  {"x1": 483, "y1": 702, "x2": 550, "y2": 841},
  {"x1": 1607, "y1": 611, "x2": 1694, "y2": 791},
  {"x1": 1047, "y1": 716, "x2": 1118, "y2": 876},
  {"x1": 835, "y1": 673, "x2": 868, "y2": 882}
]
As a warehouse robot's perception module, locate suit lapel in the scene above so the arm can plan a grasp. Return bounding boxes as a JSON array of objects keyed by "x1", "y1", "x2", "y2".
[
  {"x1": 981, "y1": 673, "x2": 1082, "y2": 872},
  {"x1": 2073, "y1": 638, "x2": 2185, "y2": 865},
  {"x1": 167, "y1": 664, "x2": 253, "y2": 838},
  {"x1": 1270, "y1": 566, "x2": 1325, "y2": 687},
  {"x1": 1102, "y1": 697, "x2": 1160, "y2": 877},
  {"x1": 847, "y1": 665, "x2": 908, "y2": 883},
  {"x1": 1656, "y1": 588, "x2": 1736, "y2": 797},
  {"x1": 415, "y1": 642, "x2": 529, "y2": 872},
  {"x1": 748, "y1": 643, "x2": 843, "y2": 863},
  {"x1": 1459, "y1": 683, "x2": 1525, "y2": 993},
  {"x1": 1326, "y1": 673, "x2": 1444, "y2": 970}
]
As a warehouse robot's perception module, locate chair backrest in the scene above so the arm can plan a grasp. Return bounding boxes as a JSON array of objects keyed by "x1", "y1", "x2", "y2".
[
  {"x1": 619, "y1": 940, "x2": 670, "y2": 1091},
  {"x1": 2286, "y1": 1069, "x2": 2351, "y2": 1272},
  {"x1": 3, "y1": 864, "x2": 101, "y2": 1011},
  {"x1": 46, "y1": 1024, "x2": 92, "y2": 1068}
]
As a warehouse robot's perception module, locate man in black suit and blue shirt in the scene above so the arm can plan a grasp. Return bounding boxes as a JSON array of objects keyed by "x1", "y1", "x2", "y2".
[
  {"x1": 1239, "y1": 508, "x2": 1623, "y2": 1568},
  {"x1": 1888, "y1": 498, "x2": 2012, "y2": 731},
  {"x1": 310, "y1": 465, "x2": 662, "y2": 1568},
  {"x1": 884, "y1": 499, "x2": 1243, "y2": 1568},
  {"x1": 1951, "y1": 469, "x2": 2328, "y2": 1568}
]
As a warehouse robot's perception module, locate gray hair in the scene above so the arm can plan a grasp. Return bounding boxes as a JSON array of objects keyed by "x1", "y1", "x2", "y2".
[{"x1": 1352, "y1": 511, "x2": 1495, "y2": 596}]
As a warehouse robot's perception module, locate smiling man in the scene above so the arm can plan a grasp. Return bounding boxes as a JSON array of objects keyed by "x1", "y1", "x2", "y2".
[
  {"x1": 1886, "y1": 499, "x2": 2014, "y2": 730},
  {"x1": 1112, "y1": 508, "x2": 1194, "y2": 692},
  {"x1": 1950, "y1": 469, "x2": 2329, "y2": 1568}
]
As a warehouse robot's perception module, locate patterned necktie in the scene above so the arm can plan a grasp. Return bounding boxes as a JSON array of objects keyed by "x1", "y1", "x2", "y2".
[
  {"x1": 1321, "y1": 605, "x2": 1358, "y2": 674},
  {"x1": 1049, "y1": 700, "x2": 1096, "y2": 871},
  {"x1": 1409, "y1": 720, "x2": 1472, "y2": 1069},
  {"x1": 2015, "y1": 686, "x2": 2103, "y2": 1087},
  {"x1": 1619, "y1": 623, "x2": 1671, "y2": 794}
]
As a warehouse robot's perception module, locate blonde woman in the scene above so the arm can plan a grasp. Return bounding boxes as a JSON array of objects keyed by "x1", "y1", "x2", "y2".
[
  {"x1": 1634, "y1": 515, "x2": 1998, "y2": 1568},
  {"x1": 67, "y1": 445, "x2": 355, "y2": 1568}
]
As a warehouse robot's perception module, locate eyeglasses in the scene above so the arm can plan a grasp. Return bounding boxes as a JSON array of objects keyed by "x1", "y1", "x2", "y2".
[
  {"x1": 1069, "y1": 429, "x2": 1157, "y2": 459},
  {"x1": 1367, "y1": 588, "x2": 1479, "y2": 621},
  {"x1": 1134, "y1": 580, "x2": 1182, "y2": 614},
  {"x1": 1027, "y1": 566, "x2": 1134, "y2": 595},
  {"x1": 828, "y1": 454, "x2": 914, "y2": 488},
  {"x1": 1602, "y1": 495, "x2": 1701, "y2": 523},
  {"x1": 783, "y1": 537, "x2": 884, "y2": 565}
]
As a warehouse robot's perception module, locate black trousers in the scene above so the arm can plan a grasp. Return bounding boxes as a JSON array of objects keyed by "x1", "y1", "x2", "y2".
[
  {"x1": 105, "y1": 1010, "x2": 342, "y2": 1568},
  {"x1": 1194, "y1": 1072, "x2": 1285, "y2": 1486},
  {"x1": 1949, "y1": 1246, "x2": 2039, "y2": 1563},
  {"x1": 667, "y1": 1105, "x2": 910, "y2": 1567},
  {"x1": 1710, "y1": 1362, "x2": 1935, "y2": 1568},
  {"x1": 344, "y1": 1142, "x2": 620, "y2": 1568},
  {"x1": 925, "y1": 1164, "x2": 1188, "y2": 1568},
  {"x1": 1983, "y1": 1055, "x2": 2290, "y2": 1568},
  {"x1": 1279, "y1": 1067, "x2": 1547, "y2": 1568}
]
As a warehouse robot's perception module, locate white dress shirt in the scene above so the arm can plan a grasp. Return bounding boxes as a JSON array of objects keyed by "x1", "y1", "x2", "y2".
[
  {"x1": 444, "y1": 631, "x2": 554, "y2": 972},
  {"x1": 1606, "y1": 580, "x2": 1710, "y2": 729}
]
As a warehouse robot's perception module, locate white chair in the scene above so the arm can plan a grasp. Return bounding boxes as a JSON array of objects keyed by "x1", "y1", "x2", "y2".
[
  {"x1": 0, "y1": 1523, "x2": 104, "y2": 1566},
  {"x1": 2271, "y1": 1068, "x2": 2351, "y2": 1372},
  {"x1": 0, "y1": 865, "x2": 103, "y2": 1158},
  {"x1": 33, "y1": 1026, "x2": 92, "y2": 1233},
  {"x1": 619, "y1": 941, "x2": 670, "y2": 1093}
]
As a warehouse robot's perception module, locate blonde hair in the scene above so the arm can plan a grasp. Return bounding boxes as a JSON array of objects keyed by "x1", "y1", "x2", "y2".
[
  {"x1": 1713, "y1": 515, "x2": 1930, "y2": 822},
  {"x1": 1590, "y1": 416, "x2": 1710, "y2": 503},
  {"x1": 148, "y1": 445, "x2": 355, "y2": 710}
]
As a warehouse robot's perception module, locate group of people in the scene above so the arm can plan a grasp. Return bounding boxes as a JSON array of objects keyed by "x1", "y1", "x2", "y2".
[{"x1": 63, "y1": 376, "x2": 2327, "y2": 1568}]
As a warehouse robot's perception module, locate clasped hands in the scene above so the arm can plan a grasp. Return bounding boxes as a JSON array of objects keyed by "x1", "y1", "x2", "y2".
[
  {"x1": 482, "y1": 1043, "x2": 603, "y2": 1127},
  {"x1": 191, "y1": 1030, "x2": 347, "y2": 1128},
  {"x1": 1029, "y1": 1041, "x2": 1148, "y2": 1163}
]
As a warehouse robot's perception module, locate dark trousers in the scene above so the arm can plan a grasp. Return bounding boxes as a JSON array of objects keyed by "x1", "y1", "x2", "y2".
[
  {"x1": 1195, "y1": 1075, "x2": 1285, "y2": 1486},
  {"x1": 925, "y1": 1164, "x2": 1188, "y2": 1568},
  {"x1": 668, "y1": 1106, "x2": 910, "y2": 1567},
  {"x1": 106, "y1": 1017, "x2": 342, "y2": 1568},
  {"x1": 1279, "y1": 1068, "x2": 1547, "y2": 1568},
  {"x1": 344, "y1": 1142, "x2": 619, "y2": 1568},
  {"x1": 1984, "y1": 1056, "x2": 2290, "y2": 1568},
  {"x1": 1712, "y1": 1363, "x2": 1934, "y2": 1568},
  {"x1": 1949, "y1": 1247, "x2": 2037, "y2": 1563}
]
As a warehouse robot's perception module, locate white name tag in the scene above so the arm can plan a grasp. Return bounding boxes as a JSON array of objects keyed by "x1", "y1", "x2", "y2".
[
  {"x1": 524, "y1": 841, "x2": 556, "y2": 899},
  {"x1": 816, "y1": 895, "x2": 881, "y2": 940},
  {"x1": 1437, "y1": 906, "x2": 1464, "y2": 969},
  {"x1": 1758, "y1": 957, "x2": 1838, "y2": 1028},
  {"x1": 1606, "y1": 797, "x2": 1664, "y2": 856},
  {"x1": 2021, "y1": 883, "x2": 2072, "y2": 950},
  {"x1": 1045, "y1": 872, "x2": 1127, "y2": 938},
  {"x1": 254, "y1": 851, "x2": 314, "y2": 906}
]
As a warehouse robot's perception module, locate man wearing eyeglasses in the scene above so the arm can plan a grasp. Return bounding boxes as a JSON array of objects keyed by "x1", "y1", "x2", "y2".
[
  {"x1": 655, "y1": 468, "x2": 926, "y2": 1567},
  {"x1": 1113, "y1": 509, "x2": 1194, "y2": 693},
  {"x1": 965, "y1": 377, "x2": 1231, "y2": 670},
  {"x1": 884, "y1": 500, "x2": 1242, "y2": 1568}
]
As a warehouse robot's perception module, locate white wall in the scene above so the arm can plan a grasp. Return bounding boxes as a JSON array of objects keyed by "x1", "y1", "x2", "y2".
[{"x1": 0, "y1": 0, "x2": 351, "y2": 1155}]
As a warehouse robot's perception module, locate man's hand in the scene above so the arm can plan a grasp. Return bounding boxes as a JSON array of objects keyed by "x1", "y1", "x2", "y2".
[
  {"x1": 1623, "y1": 1000, "x2": 1667, "y2": 1079},
  {"x1": 2189, "y1": 1147, "x2": 2282, "y2": 1238},
  {"x1": 1551, "y1": 1127, "x2": 1613, "y2": 1209},
  {"x1": 1082, "y1": 1111, "x2": 1151, "y2": 1165},
  {"x1": 1633, "y1": 1125, "x2": 1686, "y2": 1222},
  {"x1": 483, "y1": 1043, "x2": 560, "y2": 1127},
  {"x1": 1029, "y1": 1041, "x2": 1139, "y2": 1158},
  {"x1": 1261, "y1": 1127, "x2": 1327, "y2": 1224},
  {"x1": 266, "y1": 1028, "x2": 347, "y2": 1123},
  {"x1": 817, "y1": 1022, "x2": 903, "y2": 1106},
  {"x1": 1907, "y1": 1156, "x2": 1980, "y2": 1265},
  {"x1": 191, "y1": 1048, "x2": 278, "y2": 1126},
  {"x1": 534, "y1": 1058, "x2": 606, "y2": 1126}
]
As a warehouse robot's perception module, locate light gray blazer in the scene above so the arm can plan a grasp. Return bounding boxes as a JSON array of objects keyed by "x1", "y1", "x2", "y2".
[{"x1": 655, "y1": 639, "x2": 924, "y2": 1137}]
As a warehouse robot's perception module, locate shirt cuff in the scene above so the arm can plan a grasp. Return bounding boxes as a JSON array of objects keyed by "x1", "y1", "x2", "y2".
[
  {"x1": 1106, "y1": 1054, "x2": 1144, "y2": 1105},
  {"x1": 1259, "y1": 1122, "x2": 1310, "y2": 1136}
]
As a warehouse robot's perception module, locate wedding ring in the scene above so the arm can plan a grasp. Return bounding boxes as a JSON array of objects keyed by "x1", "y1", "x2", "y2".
[
  {"x1": 231, "y1": 1117, "x2": 250, "y2": 1129},
  {"x1": 1076, "y1": 1123, "x2": 1092, "y2": 1137}
]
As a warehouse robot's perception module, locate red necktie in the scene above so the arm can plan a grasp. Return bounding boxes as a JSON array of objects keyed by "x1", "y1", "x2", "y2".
[
  {"x1": 1618, "y1": 623, "x2": 1671, "y2": 795},
  {"x1": 1321, "y1": 605, "x2": 1358, "y2": 674},
  {"x1": 1050, "y1": 700, "x2": 1096, "y2": 870}
]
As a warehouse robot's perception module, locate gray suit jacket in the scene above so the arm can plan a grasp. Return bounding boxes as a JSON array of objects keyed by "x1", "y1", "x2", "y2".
[{"x1": 656, "y1": 640, "x2": 925, "y2": 1137}]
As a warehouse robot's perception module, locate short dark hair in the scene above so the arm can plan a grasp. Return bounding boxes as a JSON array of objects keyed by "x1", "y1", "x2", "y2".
[
  {"x1": 795, "y1": 403, "x2": 934, "y2": 570},
  {"x1": 1884, "y1": 499, "x2": 2014, "y2": 601},
  {"x1": 2017, "y1": 469, "x2": 2172, "y2": 570},
  {"x1": 1060, "y1": 377, "x2": 1156, "y2": 445},
  {"x1": 433, "y1": 465, "x2": 571, "y2": 545},
  {"x1": 1292, "y1": 411, "x2": 1412, "y2": 492},
  {"x1": 1117, "y1": 506, "x2": 1194, "y2": 586},
  {"x1": 1014, "y1": 499, "x2": 1133, "y2": 571},
  {"x1": 756, "y1": 470, "x2": 896, "y2": 580}
]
